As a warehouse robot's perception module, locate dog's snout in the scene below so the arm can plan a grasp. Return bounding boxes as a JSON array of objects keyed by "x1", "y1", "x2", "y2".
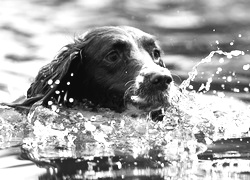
[
  {"x1": 150, "y1": 74, "x2": 172, "y2": 84},
  {"x1": 150, "y1": 73, "x2": 172, "y2": 89}
]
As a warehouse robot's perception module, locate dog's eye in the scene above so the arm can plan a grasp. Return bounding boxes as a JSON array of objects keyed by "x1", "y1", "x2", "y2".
[
  {"x1": 152, "y1": 49, "x2": 161, "y2": 60},
  {"x1": 106, "y1": 51, "x2": 120, "y2": 63}
]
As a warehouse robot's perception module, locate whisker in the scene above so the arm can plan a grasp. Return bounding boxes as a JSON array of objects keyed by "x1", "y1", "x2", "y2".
[
  {"x1": 124, "y1": 84, "x2": 136, "y2": 99},
  {"x1": 125, "y1": 80, "x2": 136, "y2": 87}
]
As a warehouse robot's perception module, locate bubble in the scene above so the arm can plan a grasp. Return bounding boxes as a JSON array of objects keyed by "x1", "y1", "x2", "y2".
[
  {"x1": 215, "y1": 40, "x2": 219, "y2": 44},
  {"x1": 67, "y1": 82, "x2": 70, "y2": 85},
  {"x1": 76, "y1": 112, "x2": 84, "y2": 120},
  {"x1": 69, "y1": 98, "x2": 74, "y2": 103},
  {"x1": 55, "y1": 90, "x2": 60, "y2": 94},
  {"x1": 213, "y1": 29, "x2": 216, "y2": 32},
  {"x1": 90, "y1": 116, "x2": 97, "y2": 121},
  {"x1": 71, "y1": 73, "x2": 74, "y2": 76},
  {"x1": 238, "y1": 34, "x2": 242, "y2": 38},
  {"x1": 230, "y1": 42, "x2": 234, "y2": 46}
]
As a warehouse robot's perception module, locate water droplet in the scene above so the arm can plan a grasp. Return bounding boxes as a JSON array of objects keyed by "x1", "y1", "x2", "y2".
[
  {"x1": 231, "y1": 50, "x2": 244, "y2": 56},
  {"x1": 230, "y1": 42, "x2": 234, "y2": 46},
  {"x1": 215, "y1": 40, "x2": 219, "y2": 44},
  {"x1": 48, "y1": 79, "x2": 53, "y2": 85},
  {"x1": 188, "y1": 85, "x2": 193, "y2": 90},
  {"x1": 116, "y1": 161, "x2": 122, "y2": 169},
  {"x1": 216, "y1": 67, "x2": 222, "y2": 74},
  {"x1": 238, "y1": 34, "x2": 242, "y2": 37},
  {"x1": 55, "y1": 80, "x2": 60, "y2": 84},
  {"x1": 232, "y1": 88, "x2": 240, "y2": 93},
  {"x1": 243, "y1": 64, "x2": 250, "y2": 70},
  {"x1": 217, "y1": 92, "x2": 225, "y2": 98},
  {"x1": 244, "y1": 87, "x2": 249, "y2": 92},
  {"x1": 71, "y1": 73, "x2": 74, "y2": 76},
  {"x1": 227, "y1": 76, "x2": 232, "y2": 82},
  {"x1": 219, "y1": 58, "x2": 224, "y2": 63},
  {"x1": 51, "y1": 105, "x2": 57, "y2": 111},
  {"x1": 55, "y1": 90, "x2": 60, "y2": 94},
  {"x1": 48, "y1": 101, "x2": 53, "y2": 105}
]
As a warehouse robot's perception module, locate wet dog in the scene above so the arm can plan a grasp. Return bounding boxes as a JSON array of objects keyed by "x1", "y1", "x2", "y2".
[{"x1": 8, "y1": 26, "x2": 173, "y2": 118}]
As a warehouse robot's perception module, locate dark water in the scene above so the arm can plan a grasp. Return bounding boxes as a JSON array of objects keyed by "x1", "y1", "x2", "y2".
[{"x1": 0, "y1": 0, "x2": 250, "y2": 179}]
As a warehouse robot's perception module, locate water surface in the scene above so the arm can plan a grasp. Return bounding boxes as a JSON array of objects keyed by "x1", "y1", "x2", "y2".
[{"x1": 0, "y1": 0, "x2": 250, "y2": 179}]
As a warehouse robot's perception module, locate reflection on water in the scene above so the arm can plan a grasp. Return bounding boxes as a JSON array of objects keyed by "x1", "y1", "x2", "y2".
[{"x1": 1, "y1": 50, "x2": 250, "y2": 179}]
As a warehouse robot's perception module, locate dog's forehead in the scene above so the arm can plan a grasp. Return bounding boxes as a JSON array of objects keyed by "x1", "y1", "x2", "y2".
[{"x1": 85, "y1": 26, "x2": 156, "y2": 45}]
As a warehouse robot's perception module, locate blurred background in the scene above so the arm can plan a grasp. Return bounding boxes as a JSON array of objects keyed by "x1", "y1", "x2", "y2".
[{"x1": 0, "y1": 0, "x2": 249, "y2": 103}]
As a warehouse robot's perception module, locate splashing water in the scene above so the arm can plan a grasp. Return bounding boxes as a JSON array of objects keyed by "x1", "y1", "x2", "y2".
[
  {"x1": 0, "y1": 50, "x2": 250, "y2": 178},
  {"x1": 179, "y1": 50, "x2": 245, "y2": 91}
]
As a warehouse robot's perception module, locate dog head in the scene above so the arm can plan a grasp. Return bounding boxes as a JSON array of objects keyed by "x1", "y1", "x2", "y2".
[{"x1": 26, "y1": 26, "x2": 173, "y2": 113}]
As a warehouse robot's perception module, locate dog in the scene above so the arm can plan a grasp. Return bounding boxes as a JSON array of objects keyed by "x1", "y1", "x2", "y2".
[{"x1": 7, "y1": 26, "x2": 173, "y2": 119}]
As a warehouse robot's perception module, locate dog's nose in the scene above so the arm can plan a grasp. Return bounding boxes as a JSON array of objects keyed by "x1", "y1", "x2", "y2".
[{"x1": 150, "y1": 73, "x2": 172, "y2": 89}]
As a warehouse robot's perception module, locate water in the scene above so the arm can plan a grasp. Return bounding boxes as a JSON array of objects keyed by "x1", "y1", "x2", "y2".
[{"x1": 0, "y1": 50, "x2": 250, "y2": 179}]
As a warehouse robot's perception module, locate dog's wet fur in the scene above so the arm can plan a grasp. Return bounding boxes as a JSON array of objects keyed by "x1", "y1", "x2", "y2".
[{"x1": 4, "y1": 26, "x2": 174, "y2": 120}]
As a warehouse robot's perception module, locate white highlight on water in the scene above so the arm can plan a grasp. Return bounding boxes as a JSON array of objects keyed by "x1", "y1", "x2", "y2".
[{"x1": 179, "y1": 50, "x2": 245, "y2": 91}]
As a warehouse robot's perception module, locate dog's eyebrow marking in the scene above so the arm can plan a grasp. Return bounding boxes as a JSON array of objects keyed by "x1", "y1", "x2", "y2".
[
  {"x1": 112, "y1": 39, "x2": 130, "y2": 48},
  {"x1": 140, "y1": 36, "x2": 158, "y2": 48}
]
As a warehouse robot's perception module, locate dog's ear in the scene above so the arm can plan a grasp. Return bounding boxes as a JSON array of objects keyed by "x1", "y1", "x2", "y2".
[
  {"x1": 5, "y1": 38, "x2": 87, "y2": 110},
  {"x1": 27, "y1": 43, "x2": 85, "y2": 105}
]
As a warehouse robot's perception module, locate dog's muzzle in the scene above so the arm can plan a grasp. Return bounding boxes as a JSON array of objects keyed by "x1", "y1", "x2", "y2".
[{"x1": 125, "y1": 66, "x2": 173, "y2": 112}]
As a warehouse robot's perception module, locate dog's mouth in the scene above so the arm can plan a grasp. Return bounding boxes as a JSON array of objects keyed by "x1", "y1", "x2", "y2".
[
  {"x1": 124, "y1": 86, "x2": 172, "y2": 121},
  {"x1": 129, "y1": 92, "x2": 169, "y2": 111}
]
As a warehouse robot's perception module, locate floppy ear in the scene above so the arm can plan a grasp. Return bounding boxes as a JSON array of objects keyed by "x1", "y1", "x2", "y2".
[
  {"x1": 28, "y1": 43, "x2": 85, "y2": 105},
  {"x1": 7, "y1": 39, "x2": 86, "y2": 109}
]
